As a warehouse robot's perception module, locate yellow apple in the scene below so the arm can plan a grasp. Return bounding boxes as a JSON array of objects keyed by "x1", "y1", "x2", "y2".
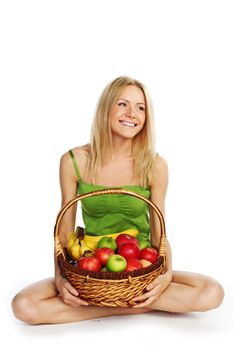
[{"x1": 139, "y1": 259, "x2": 152, "y2": 267}]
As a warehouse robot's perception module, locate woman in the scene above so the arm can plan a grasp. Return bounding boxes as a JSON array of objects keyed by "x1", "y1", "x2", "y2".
[{"x1": 11, "y1": 76, "x2": 224, "y2": 324}]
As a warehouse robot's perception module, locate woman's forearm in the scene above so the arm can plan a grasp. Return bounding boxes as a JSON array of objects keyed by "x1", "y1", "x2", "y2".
[
  {"x1": 164, "y1": 239, "x2": 172, "y2": 276},
  {"x1": 54, "y1": 227, "x2": 69, "y2": 279},
  {"x1": 54, "y1": 249, "x2": 62, "y2": 278}
]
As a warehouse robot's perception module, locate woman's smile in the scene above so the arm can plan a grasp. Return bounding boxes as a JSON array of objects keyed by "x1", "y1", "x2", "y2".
[{"x1": 119, "y1": 120, "x2": 138, "y2": 128}]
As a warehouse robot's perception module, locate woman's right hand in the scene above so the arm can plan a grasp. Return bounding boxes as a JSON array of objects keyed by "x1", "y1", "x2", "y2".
[{"x1": 55, "y1": 274, "x2": 89, "y2": 307}]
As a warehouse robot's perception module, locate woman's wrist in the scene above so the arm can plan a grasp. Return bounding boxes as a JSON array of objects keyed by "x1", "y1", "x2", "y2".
[
  {"x1": 164, "y1": 269, "x2": 172, "y2": 282},
  {"x1": 55, "y1": 266, "x2": 63, "y2": 280}
]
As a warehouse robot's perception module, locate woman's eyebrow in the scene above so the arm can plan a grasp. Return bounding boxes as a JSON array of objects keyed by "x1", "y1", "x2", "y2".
[{"x1": 118, "y1": 98, "x2": 145, "y2": 105}]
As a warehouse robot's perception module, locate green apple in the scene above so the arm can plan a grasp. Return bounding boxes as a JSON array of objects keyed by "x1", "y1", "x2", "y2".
[
  {"x1": 106, "y1": 254, "x2": 127, "y2": 272},
  {"x1": 136, "y1": 232, "x2": 149, "y2": 241},
  {"x1": 138, "y1": 239, "x2": 151, "y2": 250},
  {"x1": 97, "y1": 236, "x2": 117, "y2": 251}
]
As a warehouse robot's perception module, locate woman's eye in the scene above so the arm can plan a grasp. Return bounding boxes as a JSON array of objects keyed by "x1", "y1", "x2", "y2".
[{"x1": 117, "y1": 102, "x2": 145, "y2": 111}]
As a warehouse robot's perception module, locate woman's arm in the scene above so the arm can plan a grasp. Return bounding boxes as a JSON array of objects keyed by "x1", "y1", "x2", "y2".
[
  {"x1": 132, "y1": 154, "x2": 172, "y2": 307},
  {"x1": 54, "y1": 151, "x2": 88, "y2": 306},
  {"x1": 54, "y1": 151, "x2": 78, "y2": 277},
  {"x1": 149, "y1": 154, "x2": 172, "y2": 277}
]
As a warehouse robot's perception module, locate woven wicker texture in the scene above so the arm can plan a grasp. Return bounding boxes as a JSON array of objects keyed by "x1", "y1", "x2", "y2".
[{"x1": 54, "y1": 188, "x2": 167, "y2": 307}]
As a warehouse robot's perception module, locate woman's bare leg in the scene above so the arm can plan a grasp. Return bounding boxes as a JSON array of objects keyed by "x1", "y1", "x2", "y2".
[
  {"x1": 146, "y1": 271, "x2": 225, "y2": 313},
  {"x1": 11, "y1": 278, "x2": 151, "y2": 324},
  {"x1": 11, "y1": 271, "x2": 224, "y2": 324}
]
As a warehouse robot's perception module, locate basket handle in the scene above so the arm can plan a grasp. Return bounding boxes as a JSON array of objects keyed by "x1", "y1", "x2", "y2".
[{"x1": 54, "y1": 188, "x2": 166, "y2": 260}]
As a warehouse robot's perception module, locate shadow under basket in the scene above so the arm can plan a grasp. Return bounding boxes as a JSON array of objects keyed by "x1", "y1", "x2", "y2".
[{"x1": 54, "y1": 188, "x2": 167, "y2": 308}]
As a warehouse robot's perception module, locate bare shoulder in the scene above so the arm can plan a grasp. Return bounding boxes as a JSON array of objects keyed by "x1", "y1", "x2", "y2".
[
  {"x1": 149, "y1": 153, "x2": 169, "y2": 221},
  {"x1": 154, "y1": 153, "x2": 168, "y2": 174},
  {"x1": 60, "y1": 144, "x2": 90, "y2": 164},
  {"x1": 150, "y1": 153, "x2": 169, "y2": 189},
  {"x1": 71, "y1": 144, "x2": 90, "y2": 161}
]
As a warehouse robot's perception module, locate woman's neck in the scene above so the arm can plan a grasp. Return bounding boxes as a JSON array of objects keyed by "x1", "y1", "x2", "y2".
[{"x1": 111, "y1": 136, "x2": 133, "y2": 160}]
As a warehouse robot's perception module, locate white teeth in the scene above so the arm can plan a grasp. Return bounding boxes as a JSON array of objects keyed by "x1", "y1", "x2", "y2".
[{"x1": 119, "y1": 121, "x2": 136, "y2": 127}]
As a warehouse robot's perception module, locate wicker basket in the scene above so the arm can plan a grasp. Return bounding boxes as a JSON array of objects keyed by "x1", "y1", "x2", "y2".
[{"x1": 54, "y1": 188, "x2": 167, "y2": 307}]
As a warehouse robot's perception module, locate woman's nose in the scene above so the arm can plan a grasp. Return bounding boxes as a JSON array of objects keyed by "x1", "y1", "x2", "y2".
[{"x1": 126, "y1": 104, "x2": 136, "y2": 117}]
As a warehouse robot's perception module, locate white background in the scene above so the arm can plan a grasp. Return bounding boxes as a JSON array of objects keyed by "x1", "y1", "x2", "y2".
[{"x1": 1, "y1": 0, "x2": 233, "y2": 349}]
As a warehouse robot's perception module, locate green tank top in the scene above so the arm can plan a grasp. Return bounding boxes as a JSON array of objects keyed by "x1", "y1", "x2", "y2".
[{"x1": 69, "y1": 149, "x2": 151, "y2": 239}]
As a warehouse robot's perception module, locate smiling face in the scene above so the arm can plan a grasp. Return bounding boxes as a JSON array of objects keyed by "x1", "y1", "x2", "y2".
[{"x1": 109, "y1": 85, "x2": 146, "y2": 140}]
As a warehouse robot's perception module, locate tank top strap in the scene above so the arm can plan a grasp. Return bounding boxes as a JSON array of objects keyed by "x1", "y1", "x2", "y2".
[{"x1": 69, "y1": 149, "x2": 82, "y2": 181}]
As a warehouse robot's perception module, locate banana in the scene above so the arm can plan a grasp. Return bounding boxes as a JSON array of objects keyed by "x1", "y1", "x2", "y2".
[
  {"x1": 70, "y1": 238, "x2": 81, "y2": 260},
  {"x1": 113, "y1": 228, "x2": 139, "y2": 240},
  {"x1": 80, "y1": 239, "x2": 95, "y2": 257},
  {"x1": 66, "y1": 232, "x2": 77, "y2": 253},
  {"x1": 67, "y1": 227, "x2": 139, "y2": 261},
  {"x1": 119, "y1": 228, "x2": 139, "y2": 236}
]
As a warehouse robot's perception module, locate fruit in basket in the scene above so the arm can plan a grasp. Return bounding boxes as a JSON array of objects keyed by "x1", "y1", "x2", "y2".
[
  {"x1": 118, "y1": 242, "x2": 140, "y2": 260},
  {"x1": 83, "y1": 250, "x2": 95, "y2": 257},
  {"x1": 116, "y1": 234, "x2": 139, "y2": 249},
  {"x1": 66, "y1": 232, "x2": 77, "y2": 252},
  {"x1": 140, "y1": 259, "x2": 152, "y2": 267},
  {"x1": 138, "y1": 239, "x2": 151, "y2": 250},
  {"x1": 70, "y1": 239, "x2": 81, "y2": 260},
  {"x1": 139, "y1": 247, "x2": 159, "y2": 263},
  {"x1": 121, "y1": 228, "x2": 139, "y2": 235},
  {"x1": 95, "y1": 247, "x2": 115, "y2": 265},
  {"x1": 78, "y1": 256, "x2": 102, "y2": 272},
  {"x1": 136, "y1": 232, "x2": 149, "y2": 241},
  {"x1": 80, "y1": 240, "x2": 95, "y2": 257},
  {"x1": 101, "y1": 267, "x2": 107, "y2": 272},
  {"x1": 125, "y1": 258, "x2": 143, "y2": 272},
  {"x1": 106, "y1": 254, "x2": 127, "y2": 272},
  {"x1": 97, "y1": 236, "x2": 117, "y2": 251}
]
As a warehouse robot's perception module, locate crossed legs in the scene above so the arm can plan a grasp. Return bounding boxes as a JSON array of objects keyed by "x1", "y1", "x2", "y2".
[{"x1": 11, "y1": 271, "x2": 224, "y2": 325}]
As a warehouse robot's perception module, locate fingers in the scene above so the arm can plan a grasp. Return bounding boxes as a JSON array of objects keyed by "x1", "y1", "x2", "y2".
[
  {"x1": 146, "y1": 276, "x2": 162, "y2": 290},
  {"x1": 63, "y1": 293, "x2": 89, "y2": 307},
  {"x1": 133, "y1": 296, "x2": 156, "y2": 308},
  {"x1": 64, "y1": 281, "x2": 79, "y2": 296},
  {"x1": 58, "y1": 294, "x2": 85, "y2": 308},
  {"x1": 62, "y1": 282, "x2": 88, "y2": 307},
  {"x1": 132, "y1": 284, "x2": 162, "y2": 307},
  {"x1": 132, "y1": 286, "x2": 159, "y2": 303}
]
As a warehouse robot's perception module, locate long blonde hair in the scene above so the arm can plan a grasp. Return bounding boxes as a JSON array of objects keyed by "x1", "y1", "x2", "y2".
[{"x1": 84, "y1": 76, "x2": 156, "y2": 188}]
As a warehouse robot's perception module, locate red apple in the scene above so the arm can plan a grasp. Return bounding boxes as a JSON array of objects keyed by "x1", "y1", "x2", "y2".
[
  {"x1": 116, "y1": 234, "x2": 139, "y2": 249},
  {"x1": 125, "y1": 258, "x2": 143, "y2": 272},
  {"x1": 118, "y1": 242, "x2": 140, "y2": 260},
  {"x1": 139, "y1": 247, "x2": 158, "y2": 263},
  {"x1": 78, "y1": 256, "x2": 101, "y2": 272},
  {"x1": 94, "y1": 247, "x2": 115, "y2": 266}
]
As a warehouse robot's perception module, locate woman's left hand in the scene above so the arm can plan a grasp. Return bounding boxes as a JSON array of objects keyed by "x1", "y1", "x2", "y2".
[{"x1": 132, "y1": 271, "x2": 172, "y2": 308}]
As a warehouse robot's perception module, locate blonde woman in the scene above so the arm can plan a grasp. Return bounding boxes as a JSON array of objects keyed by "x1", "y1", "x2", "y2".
[{"x1": 11, "y1": 76, "x2": 224, "y2": 324}]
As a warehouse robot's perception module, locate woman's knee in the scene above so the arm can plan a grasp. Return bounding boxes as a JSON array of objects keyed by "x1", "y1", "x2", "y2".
[
  {"x1": 11, "y1": 292, "x2": 39, "y2": 324},
  {"x1": 196, "y1": 279, "x2": 225, "y2": 312}
]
